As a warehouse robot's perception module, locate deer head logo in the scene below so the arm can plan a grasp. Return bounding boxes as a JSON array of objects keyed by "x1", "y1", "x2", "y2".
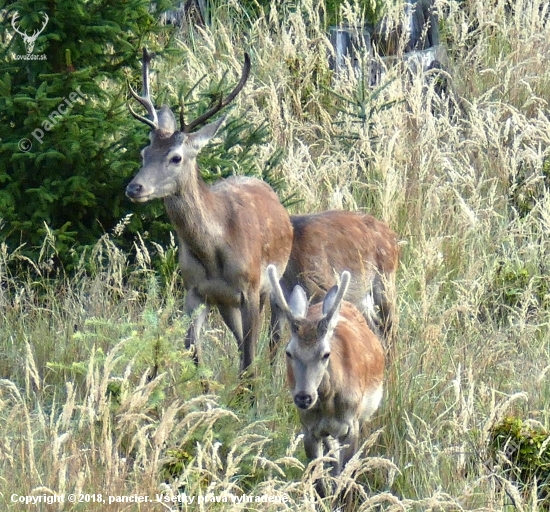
[{"x1": 11, "y1": 12, "x2": 49, "y2": 55}]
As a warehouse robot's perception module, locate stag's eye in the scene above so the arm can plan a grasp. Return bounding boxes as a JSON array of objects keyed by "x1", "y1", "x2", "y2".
[
  {"x1": 285, "y1": 350, "x2": 292, "y2": 359},
  {"x1": 169, "y1": 155, "x2": 182, "y2": 164},
  {"x1": 322, "y1": 352, "x2": 330, "y2": 361}
]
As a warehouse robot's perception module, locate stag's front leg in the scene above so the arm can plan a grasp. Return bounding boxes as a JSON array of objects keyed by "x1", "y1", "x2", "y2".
[
  {"x1": 240, "y1": 292, "x2": 261, "y2": 374},
  {"x1": 322, "y1": 436, "x2": 342, "y2": 476},
  {"x1": 304, "y1": 429, "x2": 323, "y2": 464},
  {"x1": 333, "y1": 423, "x2": 361, "y2": 508},
  {"x1": 184, "y1": 289, "x2": 210, "y2": 366}
]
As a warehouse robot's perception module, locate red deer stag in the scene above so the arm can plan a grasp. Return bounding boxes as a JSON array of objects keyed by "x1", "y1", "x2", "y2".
[
  {"x1": 126, "y1": 48, "x2": 293, "y2": 373},
  {"x1": 267, "y1": 264, "x2": 384, "y2": 494},
  {"x1": 270, "y1": 210, "x2": 399, "y2": 359}
]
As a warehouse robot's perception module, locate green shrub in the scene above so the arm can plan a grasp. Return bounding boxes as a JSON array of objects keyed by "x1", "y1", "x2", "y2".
[
  {"x1": 0, "y1": 0, "x2": 290, "y2": 273},
  {"x1": 0, "y1": 0, "x2": 173, "y2": 270},
  {"x1": 490, "y1": 417, "x2": 550, "y2": 506},
  {"x1": 485, "y1": 257, "x2": 550, "y2": 323}
]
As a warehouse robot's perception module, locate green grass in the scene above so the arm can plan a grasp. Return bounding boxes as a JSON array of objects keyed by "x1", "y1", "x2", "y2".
[{"x1": 3, "y1": 0, "x2": 550, "y2": 509}]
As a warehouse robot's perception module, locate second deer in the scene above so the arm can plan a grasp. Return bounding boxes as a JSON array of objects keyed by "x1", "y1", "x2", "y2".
[
  {"x1": 270, "y1": 210, "x2": 399, "y2": 359},
  {"x1": 126, "y1": 49, "x2": 293, "y2": 373},
  {"x1": 267, "y1": 264, "x2": 385, "y2": 496}
]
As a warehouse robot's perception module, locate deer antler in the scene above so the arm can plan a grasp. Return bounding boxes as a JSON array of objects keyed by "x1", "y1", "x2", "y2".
[
  {"x1": 34, "y1": 13, "x2": 49, "y2": 37},
  {"x1": 322, "y1": 271, "x2": 351, "y2": 320},
  {"x1": 11, "y1": 13, "x2": 26, "y2": 38},
  {"x1": 128, "y1": 48, "x2": 159, "y2": 131},
  {"x1": 180, "y1": 53, "x2": 251, "y2": 133},
  {"x1": 11, "y1": 12, "x2": 49, "y2": 54}
]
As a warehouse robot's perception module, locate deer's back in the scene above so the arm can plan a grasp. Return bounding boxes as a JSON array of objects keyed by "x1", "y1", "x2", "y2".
[
  {"x1": 284, "y1": 210, "x2": 398, "y2": 305},
  {"x1": 212, "y1": 175, "x2": 292, "y2": 262},
  {"x1": 178, "y1": 176, "x2": 292, "y2": 296}
]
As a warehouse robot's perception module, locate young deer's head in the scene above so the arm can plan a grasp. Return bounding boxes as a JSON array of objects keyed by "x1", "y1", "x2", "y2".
[
  {"x1": 267, "y1": 264, "x2": 351, "y2": 410},
  {"x1": 126, "y1": 48, "x2": 250, "y2": 203}
]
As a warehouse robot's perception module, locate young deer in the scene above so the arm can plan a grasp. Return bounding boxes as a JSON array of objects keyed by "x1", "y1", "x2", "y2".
[
  {"x1": 126, "y1": 48, "x2": 293, "y2": 372},
  {"x1": 270, "y1": 210, "x2": 399, "y2": 359},
  {"x1": 267, "y1": 264, "x2": 384, "y2": 492}
]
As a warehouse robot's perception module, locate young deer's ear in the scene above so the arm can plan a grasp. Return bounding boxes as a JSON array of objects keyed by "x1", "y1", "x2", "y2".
[
  {"x1": 185, "y1": 116, "x2": 225, "y2": 153},
  {"x1": 320, "y1": 285, "x2": 342, "y2": 333},
  {"x1": 288, "y1": 285, "x2": 308, "y2": 319},
  {"x1": 321, "y1": 271, "x2": 351, "y2": 332}
]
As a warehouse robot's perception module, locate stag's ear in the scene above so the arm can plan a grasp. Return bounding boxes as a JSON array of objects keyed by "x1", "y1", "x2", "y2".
[
  {"x1": 157, "y1": 105, "x2": 177, "y2": 134},
  {"x1": 288, "y1": 285, "x2": 308, "y2": 319},
  {"x1": 185, "y1": 116, "x2": 225, "y2": 152}
]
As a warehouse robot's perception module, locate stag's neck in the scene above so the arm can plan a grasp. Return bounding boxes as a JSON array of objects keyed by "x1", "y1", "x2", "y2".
[{"x1": 163, "y1": 167, "x2": 223, "y2": 251}]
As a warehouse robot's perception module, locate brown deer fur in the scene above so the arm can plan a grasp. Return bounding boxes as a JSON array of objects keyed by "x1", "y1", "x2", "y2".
[
  {"x1": 127, "y1": 50, "x2": 293, "y2": 372},
  {"x1": 270, "y1": 210, "x2": 399, "y2": 358},
  {"x1": 268, "y1": 265, "x2": 385, "y2": 485}
]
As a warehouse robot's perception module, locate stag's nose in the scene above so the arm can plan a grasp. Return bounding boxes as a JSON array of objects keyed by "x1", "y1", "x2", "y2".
[
  {"x1": 294, "y1": 392, "x2": 313, "y2": 410},
  {"x1": 126, "y1": 182, "x2": 144, "y2": 199}
]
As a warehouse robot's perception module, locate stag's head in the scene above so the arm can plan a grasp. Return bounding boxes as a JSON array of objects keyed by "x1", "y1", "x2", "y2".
[
  {"x1": 267, "y1": 265, "x2": 351, "y2": 410},
  {"x1": 125, "y1": 48, "x2": 250, "y2": 203},
  {"x1": 11, "y1": 12, "x2": 49, "y2": 54}
]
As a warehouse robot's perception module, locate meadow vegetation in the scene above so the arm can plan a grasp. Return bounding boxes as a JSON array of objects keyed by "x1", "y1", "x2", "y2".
[{"x1": 2, "y1": 0, "x2": 550, "y2": 509}]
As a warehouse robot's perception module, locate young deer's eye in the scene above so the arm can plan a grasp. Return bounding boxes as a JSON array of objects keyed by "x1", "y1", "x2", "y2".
[
  {"x1": 285, "y1": 350, "x2": 292, "y2": 359},
  {"x1": 322, "y1": 352, "x2": 330, "y2": 361},
  {"x1": 170, "y1": 155, "x2": 182, "y2": 164}
]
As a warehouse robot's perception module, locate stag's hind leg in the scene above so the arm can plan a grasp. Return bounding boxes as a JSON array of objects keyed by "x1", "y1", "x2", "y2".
[
  {"x1": 218, "y1": 294, "x2": 260, "y2": 393},
  {"x1": 374, "y1": 276, "x2": 395, "y2": 337},
  {"x1": 362, "y1": 273, "x2": 396, "y2": 362},
  {"x1": 373, "y1": 273, "x2": 397, "y2": 361},
  {"x1": 217, "y1": 302, "x2": 255, "y2": 374}
]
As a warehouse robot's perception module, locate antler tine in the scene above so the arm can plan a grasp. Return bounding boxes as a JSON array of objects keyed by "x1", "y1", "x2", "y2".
[
  {"x1": 36, "y1": 13, "x2": 48, "y2": 34},
  {"x1": 179, "y1": 101, "x2": 186, "y2": 133},
  {"x1": 11, "y1": 13, "x2": 24, "y2": 36},
  {"x1": 128, "y1": 47, "x2": 159, "y2": 130},
  {"x1": 181, "y1": 52, "x2": 251, "y2": 133},
  {"x1": 127, "y1": 91, "x2": 158, "y2": 131},
  {"x1": 141, "y1": 48, "x2": 154, "y2": 100}
]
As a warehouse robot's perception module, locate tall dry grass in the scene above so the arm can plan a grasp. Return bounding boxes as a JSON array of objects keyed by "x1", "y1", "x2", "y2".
[{"x1": 2, "y1": 0, "x2": 550, "y2": 509}]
